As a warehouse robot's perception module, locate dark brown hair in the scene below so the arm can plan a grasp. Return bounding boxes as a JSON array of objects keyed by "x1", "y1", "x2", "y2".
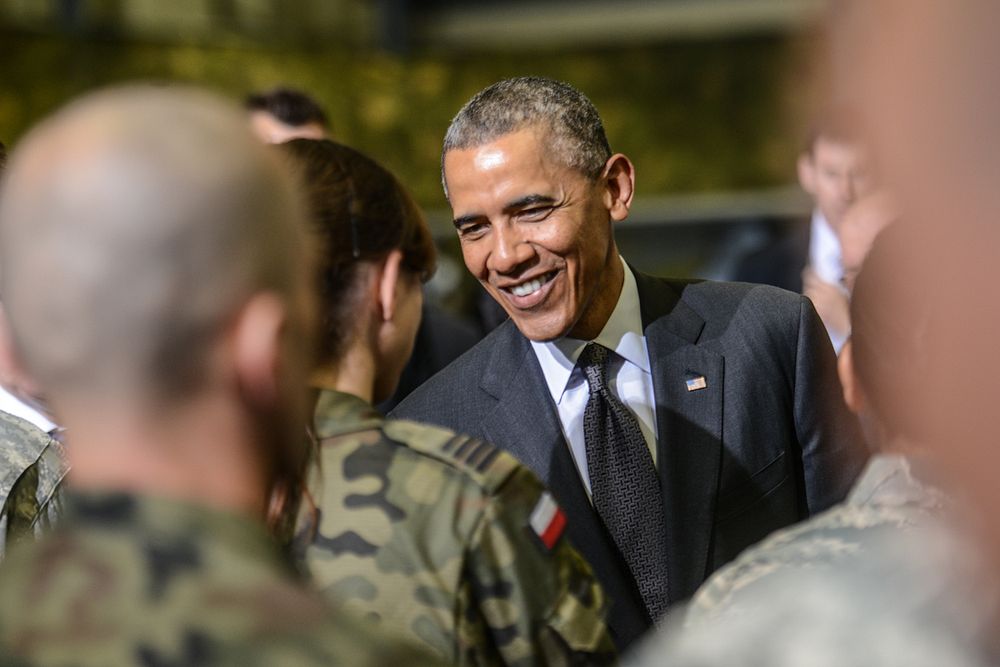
[
  {"x1": 279, "y1": 139, "x2": 435, "y2": 364},
  {"x1": 804, "y1": 106, "x2": 867, "y2": 154},
  {"x1": 245, "y1": 87, "x2": 330, "y2": 130}
]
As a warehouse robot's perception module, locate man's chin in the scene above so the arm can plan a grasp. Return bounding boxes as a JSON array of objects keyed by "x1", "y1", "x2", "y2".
[{"x1": 508, "y1": 314, "x2": 570, "y2": 343}]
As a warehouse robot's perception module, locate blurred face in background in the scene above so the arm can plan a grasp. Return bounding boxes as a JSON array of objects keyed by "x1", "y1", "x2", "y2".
[
  {"x1": 838, "y1": 192, "x2": 898, "y2": 292},
  {"x1": 249, "y1": 111, "x2": 327, "y2": 144},
  {"x1": 798, "y1": 136, "x2": 873, "y2": 230}
]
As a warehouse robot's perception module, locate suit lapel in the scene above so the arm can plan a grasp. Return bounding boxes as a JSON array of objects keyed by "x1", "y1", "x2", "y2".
[
  {"x1": 636, "y1": 271, "x2": 724, "y2": 601},
  {"x1": 477, "y1": 321, "x2": 652, "y2": 645}
]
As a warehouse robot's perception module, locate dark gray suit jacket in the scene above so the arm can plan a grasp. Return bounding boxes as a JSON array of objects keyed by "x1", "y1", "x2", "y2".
[{"x1": 392, "y1": 272, "x2": 865, "y2": 651}]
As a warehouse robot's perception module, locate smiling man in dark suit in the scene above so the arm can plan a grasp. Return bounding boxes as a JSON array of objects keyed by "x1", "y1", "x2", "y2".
[{"x1": 392, "y1": 76, "x2": 864, "y2": 651}]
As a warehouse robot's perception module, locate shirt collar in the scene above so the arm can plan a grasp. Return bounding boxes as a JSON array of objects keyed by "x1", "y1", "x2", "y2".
[
  {"x1": 531, "y1": 257, "x2": 650, "y2": 405},
  {"x1": 808, "y1": 209, "x2": 844, "y2": 285},
  {"x1": 0, "y1": 384, "x2": 57, "y2": 433}
]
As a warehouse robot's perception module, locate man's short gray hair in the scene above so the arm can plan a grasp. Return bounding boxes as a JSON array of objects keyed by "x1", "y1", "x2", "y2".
[
  {"x1": 441, "y1": 77, "x2": 612, "y2": 195},
  {"x1": 0, "y1": 85, "x2": 309, "y2": 403}
]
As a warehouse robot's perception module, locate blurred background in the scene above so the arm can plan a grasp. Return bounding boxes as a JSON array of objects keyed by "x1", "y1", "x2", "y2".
[{"x1": 0, "y1": 0, "x2": 830, "y2": 314}]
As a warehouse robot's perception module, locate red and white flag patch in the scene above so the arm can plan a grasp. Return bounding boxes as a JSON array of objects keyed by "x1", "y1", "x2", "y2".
[{"x1": 529, "y1": 492, "x2": 566, "y2": 550}]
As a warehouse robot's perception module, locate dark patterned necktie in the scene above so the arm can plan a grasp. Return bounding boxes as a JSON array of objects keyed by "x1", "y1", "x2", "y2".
[{"x1": 580, "y1": 342, "x2": 670, "y2": 621}]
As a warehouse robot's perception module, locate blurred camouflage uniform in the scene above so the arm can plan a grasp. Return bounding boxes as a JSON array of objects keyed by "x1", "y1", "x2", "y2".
[
  {"x1": 293, "y1": 389, "x2": 617, "y2": 666},
  {"x1": 0, "y1": 490, "x2": 444, "y2": 666},
  {"x1": 0, "y1": 409, "x2": 67, "y2": 557},
  {"x1": 685, "y1": 453, "x2": 948, "y2": 624},
  {"x1": 626, "y1": 454, "x2": 996, "y2": 667}
]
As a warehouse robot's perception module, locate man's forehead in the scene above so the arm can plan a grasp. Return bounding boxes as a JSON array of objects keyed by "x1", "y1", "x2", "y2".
[{"x1": 813, "y1": 136, "x2": 867, "y2": 161}]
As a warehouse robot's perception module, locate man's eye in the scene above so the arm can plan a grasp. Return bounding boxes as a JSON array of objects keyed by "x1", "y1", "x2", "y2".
[
  {"x1": 519, "y1": 207, "x2": 552, "y2": 221},
  {"x1": 458, "y1": 222, "x2": 487, "y2": 238}
]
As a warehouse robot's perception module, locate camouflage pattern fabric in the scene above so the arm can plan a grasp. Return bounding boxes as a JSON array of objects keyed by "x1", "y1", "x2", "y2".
[
  {"x1": 0, "y1": 410, "x2": 67, "y2": 558},
  {"x1": 686, "y1": 454, "x2": 948, "y2": 624},
  {"x1": 626, "y1": 454, "x2": 996, "y2": 667},
  {"x1": 0, "y1": 490, "x2": 444, "y2": 666},
  {"x1": 293, "y1": 389, "x2": 617, "y2": 666},
  {"x1": 627, "y1": 550, "x2": 993, "y2": 667}
]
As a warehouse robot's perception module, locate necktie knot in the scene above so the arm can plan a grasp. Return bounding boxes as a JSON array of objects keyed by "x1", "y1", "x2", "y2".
[{"x1": 579, "y1": 343, "x2": 610, "y2": 393}]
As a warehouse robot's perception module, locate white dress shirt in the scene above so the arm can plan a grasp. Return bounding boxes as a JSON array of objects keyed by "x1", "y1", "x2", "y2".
[
  {"x1": 808, "y1": 210, "x2": 844, "y2": 287},
  {"x1": 0, "y1": 384, "x2": 56, "y2": 433},
  {"x1": 807, "y1": 209, "x2": 851, "y2": 353},
  {"x1": 530, "y1": 258, "x2": 658, "y2": 496}
]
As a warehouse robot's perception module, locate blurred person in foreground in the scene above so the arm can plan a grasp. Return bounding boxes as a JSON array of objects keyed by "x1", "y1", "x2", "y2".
[
  {"x1": 281, "y1": 138, "x2": 616, "y2": 665},
  {"x1": 245, "y1": 86, "x2": 331, "y2": 144},
  {"x1": 0, "y1": 86, "x2": 439, "y2": 666},
  {"x1": 0, "y1": 140, "x2": 68, "y2": 557},
  {"x1": 626, "y1": 225, "x2": 996, "y2": 667},
  {"x1": 836, "y1": 191, "x2": 898, "y2": 293},
  {"x1": 392, "y1": 76, "x2": 864, "y2": 649},
  {"x1": 734, "y1": 110, "x2": 874, "y2": 352},
  {"x1": 834, "y1": 1, "x2": 1000, "y2": 657}
]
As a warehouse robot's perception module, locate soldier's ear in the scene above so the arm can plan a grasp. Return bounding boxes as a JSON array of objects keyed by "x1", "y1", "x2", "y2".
[
  {"x1": 838, "y1": 339, "x2": 866, "y2": 414},
  {"x1": 0, "y1": 304, "x2": 43, "y2": 399},
  {"x1": 231, "y1": 292, "x2": 288, "y2": 409},
  {"x1": 375, "y1": 249, "x2": 405, "y2": 323}
]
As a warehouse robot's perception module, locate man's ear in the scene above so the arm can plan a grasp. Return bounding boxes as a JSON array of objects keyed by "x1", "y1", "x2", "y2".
[
  {"x1": 838, "y1": 339, "x2": 866, "y2": 415},
  {"x1": 232, "y1": 292, "x2": 288, "y2": 408},
  {"x1": 376, "y1": 249, "x2": 405, "y2": 322},
  {"x1": 798, "y1": 151, "x2": 817, "y2": 196},
  {"x1": 602, "y1": 154, "x2": 635, "y2": 222},
  {"x1": 0, "y1": 304, "x2": 42, "y2": 397}
]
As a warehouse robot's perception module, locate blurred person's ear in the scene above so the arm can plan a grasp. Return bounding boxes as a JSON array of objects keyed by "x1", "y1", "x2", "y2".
[
  {"x1": 797, "y1": 151, "x2": 817, "y2": 197},
  {"x1": 837, "y1": 339, "x2": 865, "y2": 415},
  {"x1": 602, "y1": 154, "x2": 636, "y2": 222},
  {"x1": 231, "y1": 292, "x2": 289, "y2": 408},
  {"x1": 0, "y1": 304, "x2": 43, "y2": 399}
]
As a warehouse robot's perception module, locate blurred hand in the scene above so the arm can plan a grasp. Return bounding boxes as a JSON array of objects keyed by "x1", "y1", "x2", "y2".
[{"x1": 803, "y1": 267, "x2": 851, "y2": 345}]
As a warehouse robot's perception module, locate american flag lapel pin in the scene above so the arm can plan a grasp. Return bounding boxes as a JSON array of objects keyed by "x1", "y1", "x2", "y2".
[{"x1": 686, "y1": 375, "x2": 707, "y2": 392}]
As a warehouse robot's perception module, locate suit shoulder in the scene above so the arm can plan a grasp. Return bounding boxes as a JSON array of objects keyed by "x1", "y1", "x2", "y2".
[
  {"x1": 670, "y1": 277, "x2": 805, "y2": 321},
  {"x1": 391, "y1": 322, "x2": 512, "y2": 421},
  {"x1": 382, "y1": 419, "x2": 522, "y2": 495}
]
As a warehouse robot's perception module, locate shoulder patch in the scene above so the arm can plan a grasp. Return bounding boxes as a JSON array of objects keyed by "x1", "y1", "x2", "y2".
[
  {"x1": 381, "y1": 419, "x2": 519, "y2": 493},
  {"x1": 528, "y1": 492, "x2": 566, "y2": 551}
]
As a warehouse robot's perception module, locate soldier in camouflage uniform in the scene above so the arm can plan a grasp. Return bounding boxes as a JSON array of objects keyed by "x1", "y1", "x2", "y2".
[
  {"x1": 626, "y1": 226, "x2": 997, "y2": 665},
  {"x1": 681, "y1": 225, "x2": 952, "y2": 628},
  {"x1": 0, "y1": 87, "x2": 441, "y2": 666},
  {"x1": 280, "y1": 139, "x2": 617, "y2": 665},
  {"x1": 0, "y1": 143, "x2": 68, "y2": 556}
]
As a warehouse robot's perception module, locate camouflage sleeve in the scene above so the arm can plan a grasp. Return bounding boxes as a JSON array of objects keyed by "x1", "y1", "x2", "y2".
[
  {"x1": 458, "y1": 466, "x2": 617, "y2": 666},
  {"x1": 1, "y1": 437, "x2": 67, "y2": 553}
]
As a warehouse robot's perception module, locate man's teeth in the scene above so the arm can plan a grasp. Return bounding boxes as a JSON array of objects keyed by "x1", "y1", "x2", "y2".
[{"x1": 511, "y1": 274, "x2": 550, "y2": 297}]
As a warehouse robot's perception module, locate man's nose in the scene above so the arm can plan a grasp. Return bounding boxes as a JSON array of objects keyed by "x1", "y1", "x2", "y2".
[
  {"x1": 487, "y1": 225, "x2": 534, "y2": 274},
  {"x1": 839, "y1": 175, "x2": 856, "y2": 202}
]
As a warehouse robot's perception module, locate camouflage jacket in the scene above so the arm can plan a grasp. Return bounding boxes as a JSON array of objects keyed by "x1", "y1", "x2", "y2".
[
  {"x1": 0, "y1": 410, "x2": 67, "y2": 558},
  {"x1": 685, "y1": 453, "x2": 949, "y2": 624},
  {"x1": 293, "y1": 390, "x2": 616, "y2": 666},
  {"x1": 625, "y1": 454, "x2": 995, "y2": 667},
  {"x1": 0, "y1": 490, "x2": 444, "y2": 666}
]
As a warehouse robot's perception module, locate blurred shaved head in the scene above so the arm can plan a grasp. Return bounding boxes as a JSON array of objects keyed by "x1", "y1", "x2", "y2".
[{"x1": 0, "y1": 86, "x2": 311, "y2": 404}]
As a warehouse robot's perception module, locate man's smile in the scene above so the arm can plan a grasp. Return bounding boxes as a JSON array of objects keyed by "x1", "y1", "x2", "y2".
[{"x1": 496, "y1": 270, "x2": 559, "y2": 307}]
